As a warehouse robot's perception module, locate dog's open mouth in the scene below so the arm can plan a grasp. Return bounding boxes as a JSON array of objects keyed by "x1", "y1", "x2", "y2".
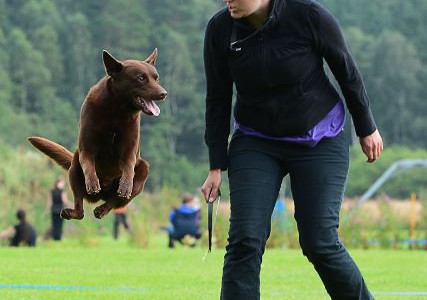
[{"x1": 136, "y1": 97, "x2": 160, "y2": 116}]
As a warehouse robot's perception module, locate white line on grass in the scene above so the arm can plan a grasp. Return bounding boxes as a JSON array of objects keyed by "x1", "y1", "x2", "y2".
[
  {"x1": 373, "y1": 292, "x2": 427, "y2": 296},
  {"x1": 270, "y1": 291, "x2": 427, "y2": 297},
  {"x1": 0, "y1": 284, "x2": 145, "y2": 292},
  {"x1": 2, "y1": 285, "x2": 426, "y2": 296}
]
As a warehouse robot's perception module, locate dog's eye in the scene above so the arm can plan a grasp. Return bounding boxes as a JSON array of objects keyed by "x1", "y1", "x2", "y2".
[{"x1": 137, "y1": 75, "x2": 145, "y2": 82}]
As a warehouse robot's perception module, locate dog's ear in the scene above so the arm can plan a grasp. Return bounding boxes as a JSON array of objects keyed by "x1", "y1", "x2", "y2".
[
  {"x1": 103, "y1": 50, "x2": 123, "y2": 76},
  {"x1": 145, "y1": 48, "x2": 158, "y2": 66}
]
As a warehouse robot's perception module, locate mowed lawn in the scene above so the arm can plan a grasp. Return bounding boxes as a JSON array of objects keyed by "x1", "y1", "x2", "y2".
[{"x1": 0, "y1": 236, "x2": 426, "y2": 300}]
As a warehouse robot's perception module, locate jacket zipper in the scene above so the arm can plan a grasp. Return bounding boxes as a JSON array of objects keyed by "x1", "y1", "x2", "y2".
[{"x1": 260, "y1": 34, "x2": 266, "y2": 87}]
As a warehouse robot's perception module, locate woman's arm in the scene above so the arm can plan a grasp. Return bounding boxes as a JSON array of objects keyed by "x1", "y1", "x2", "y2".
[
  {"x1": 61, "y1": 190, "x2": 69, "y2": 206},
  {"x1": 308, "y1": 3, "x2": 383, "y2": 162},
  {"x1": 46, "y1": 191, "x2": 52, "y2": 214},
  {"x1": 308, "y1": 2, "x2": 376, "y2": 138},
  {"x1": 202, "y1": 16, "x2": 233, "y2": 202},
  {"x1": 201, "y1": 168, "x2": 222, "y2": 203},
  {"x1": 359, "y1": 129, "x2": 383, "y2": 163},
  {"x1": 0, "y1": 227, "x2": 15, "y2": 240},
  {"x1": 203, "y1": 16, "x2": 234, "y2": 171}
]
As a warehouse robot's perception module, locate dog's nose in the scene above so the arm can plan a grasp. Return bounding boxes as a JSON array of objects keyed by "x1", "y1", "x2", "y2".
[{"x1": 160, "y1": 91, "x2": 167, "y2": 99}]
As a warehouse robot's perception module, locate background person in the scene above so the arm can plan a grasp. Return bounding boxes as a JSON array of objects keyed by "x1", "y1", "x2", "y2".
[
  {"x1": 47, "y1": 177, "x2": 69, "y2": 240},
  {"x1": 201, "y1": 0, "x2": 383, "y2": 299},
  {"x1": 112, "y1": 205, "x2": 132, "y2": 240},
  {"x1": 168, "y1": 193, "x2": 202, "y2": 248},
  {"x1": 0, "y1": 209, "x2": 36, "y2": 247},
  {"x1": 272, "y1": 194, "x2": 287, "y2": 232}
]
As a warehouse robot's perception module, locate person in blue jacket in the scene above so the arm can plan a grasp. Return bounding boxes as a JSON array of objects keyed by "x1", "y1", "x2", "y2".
[
  {"x1": 201, "y1": 0, "x2": 383, "y2": 299},
  {"x1": 168, "y1": 193, "x2": 201, "y2": 248}
]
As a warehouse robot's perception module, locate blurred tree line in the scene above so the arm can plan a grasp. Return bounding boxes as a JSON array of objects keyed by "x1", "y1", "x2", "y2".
[{"x1": 0, "y1": 0, "x2": 426, "y2": 193}]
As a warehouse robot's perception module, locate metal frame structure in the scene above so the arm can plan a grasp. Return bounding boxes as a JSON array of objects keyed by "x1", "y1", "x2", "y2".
[{"x1": 358, "y1": 159, "x2": 427, "y2": 205}]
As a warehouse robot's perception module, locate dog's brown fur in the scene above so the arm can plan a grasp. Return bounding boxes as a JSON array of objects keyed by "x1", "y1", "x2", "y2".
[{"x1": 28, "y1": 49, "x2": 167, "y2": 220}]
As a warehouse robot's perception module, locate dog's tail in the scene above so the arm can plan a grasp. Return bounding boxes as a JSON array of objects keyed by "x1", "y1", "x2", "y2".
[{"x1": 28, "y1": 137, "x2": 73, "y2": 170}]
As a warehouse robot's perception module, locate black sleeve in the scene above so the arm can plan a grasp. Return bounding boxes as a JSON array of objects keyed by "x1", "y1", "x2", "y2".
[
  {"x1": 203, "y1": 17, "x2": 233, "y2": 170},
  {"x1": 308, "y1": 2, "x2": 377, "y2": 137}
]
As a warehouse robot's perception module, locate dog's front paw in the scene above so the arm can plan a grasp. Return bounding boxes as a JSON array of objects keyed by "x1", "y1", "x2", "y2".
[
  {"x1": 117, "y1": 177, "x2": 133, "y2": 199},
  {"x1": 85, "y1": 176, "x2": 101, "y2": 195}
]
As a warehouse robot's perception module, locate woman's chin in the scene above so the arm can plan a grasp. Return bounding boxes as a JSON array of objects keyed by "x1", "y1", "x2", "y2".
[{"x1": 230, "y1": 11, "x2": 244, "y2": 19}]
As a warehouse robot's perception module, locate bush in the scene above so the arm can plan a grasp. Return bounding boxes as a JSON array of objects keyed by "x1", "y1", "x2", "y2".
[
  {"x1": 1, "y1": 142, "x2": 426, "y2": 250},
  {"x1": 347, "y1": 145, "x2": 427, "y2": 198}
]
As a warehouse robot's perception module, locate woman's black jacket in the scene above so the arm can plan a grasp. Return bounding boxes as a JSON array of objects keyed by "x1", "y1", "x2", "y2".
[{"x1": 204, "y1": 0, "x2": 377, "y2": 170}]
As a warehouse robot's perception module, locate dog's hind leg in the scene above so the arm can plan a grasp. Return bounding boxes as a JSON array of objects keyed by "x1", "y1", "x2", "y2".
[
  {"x1": 130, "y1": 158, "x2": 149, "y2": 197},
  {"x1": 93, "y1": 159, "x2": 148, "y2": 219},
  {"x1": 94, "y1": 159, "x2": 149, "y2": 219},
  {"x1": 93, "y1": 201, "x2": 114, "y2": 219},
  {"x1": 61, "y1": 154, "x2": 85, "y2": 220}
]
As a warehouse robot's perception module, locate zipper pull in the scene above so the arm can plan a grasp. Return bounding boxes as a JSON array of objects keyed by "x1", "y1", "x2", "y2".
[{"x1": 230, "y1": 41, "x2": 242, "y2": 52}]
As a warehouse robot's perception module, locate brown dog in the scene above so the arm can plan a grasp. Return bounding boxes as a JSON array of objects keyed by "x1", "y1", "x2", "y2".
[{"x1": 28, "y1": 49, "x2": 167, "y2": 220}]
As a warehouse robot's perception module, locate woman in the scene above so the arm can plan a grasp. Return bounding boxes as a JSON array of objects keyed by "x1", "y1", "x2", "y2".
[
  {"x1": 47, "y1": 177, "x2": 69, "y2": 240},
  {"x1": 201, "y1": 0, "x2": 383, "y2": 299}
]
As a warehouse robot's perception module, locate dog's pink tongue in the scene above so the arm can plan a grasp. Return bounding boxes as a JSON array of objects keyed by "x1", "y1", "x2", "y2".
[{"x1": 144, "y1": 100, "x2": 160, "y2": 116}]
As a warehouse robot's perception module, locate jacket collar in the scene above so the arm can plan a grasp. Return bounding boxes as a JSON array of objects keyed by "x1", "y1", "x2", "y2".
[
  {"x1": 230, "y1": 0, "x2": 286, "y2": 51},
  {"x1": 233, "y1": 0, "x2": 286, "y2": 30},
  {"x1": 269, "y1": 0, "x2": 286, "y2": 27}
]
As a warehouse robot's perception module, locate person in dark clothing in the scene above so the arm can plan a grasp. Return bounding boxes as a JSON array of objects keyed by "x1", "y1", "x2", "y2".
[
  {"x1": 0, "y1": 209, "x2": 36, "y2": 247},
  {"x1": 168, "y1": 193, "x2": 201, "y2": 248},
  {"x1": 47, "y1": 177, "x2": 69, "y2": 240},
  {"x1": 201, "y1": 0, "x2": 383, "y2": 299},
  {"x1": 112, "y1": 206, "x2": 132, "y2": 240}
]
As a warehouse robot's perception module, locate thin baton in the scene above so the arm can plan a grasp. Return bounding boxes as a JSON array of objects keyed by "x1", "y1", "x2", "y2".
[{"x1": 208, "y1": 189, "x2": 221, "y2": 252}]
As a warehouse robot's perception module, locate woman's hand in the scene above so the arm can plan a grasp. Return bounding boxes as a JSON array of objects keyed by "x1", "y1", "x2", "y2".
[
  {"x1": 201, "y1": 169, "x2": 222, "y2": 203},
  {"x1": 359, "y1": 129, "x2": 383, "y2": 163}
]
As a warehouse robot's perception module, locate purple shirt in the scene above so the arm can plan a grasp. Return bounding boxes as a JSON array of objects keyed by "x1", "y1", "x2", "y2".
[{"x1": 234, "y1": 101, "x2": 345, "y2": 147}]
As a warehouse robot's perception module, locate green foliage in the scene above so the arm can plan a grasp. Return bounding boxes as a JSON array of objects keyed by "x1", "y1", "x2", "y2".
[
  {"x1": 266, "y1": 210, "x2": 299, "y2": 249},
  {"x1": 338, "y1": 198, "x2": 426, "y2": 250},
  {"x1": 347, "y1": 145, "x2": 427, "y2": 198},
  {"x1": 0, "y1": 107, "x2": 34, "y2": 146},
  {"x1": 0, "y1": 28, "x2": 12, "y2": 104},
  {"x1": 320, "y1": 0, "x2": 427, "y2": 149},
  {"x1": 0, "y1": 0, "x2": 222, "y2": 190},
  {"x1": 127, "y1": 208, "x2": 151, "y2": 248},
  {"x1": 369, "y1": 31, "x2": 424, "y2": 146},
  {"x1": 0, "y1": 143, "x2": 425, "y2": 251},
  {"x1": 0, "y1": 0, "x2": 426, "y2": 203}
]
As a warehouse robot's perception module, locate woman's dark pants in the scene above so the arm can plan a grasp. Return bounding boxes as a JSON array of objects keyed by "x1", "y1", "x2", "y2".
[
  {"x1": 113, "y1": 213, "x2": 130, "y2": 240},
  {"x1": 51, "y1": 212, "x2": 64, "y2": 240},
  {"x1": 220, "y1": 131, "x2": 373, "y2": 300}
]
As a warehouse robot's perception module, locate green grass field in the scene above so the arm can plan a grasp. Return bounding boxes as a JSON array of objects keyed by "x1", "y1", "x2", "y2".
[{"x1": 0, "y1": 236, "x2": 426, "y2": 300}]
